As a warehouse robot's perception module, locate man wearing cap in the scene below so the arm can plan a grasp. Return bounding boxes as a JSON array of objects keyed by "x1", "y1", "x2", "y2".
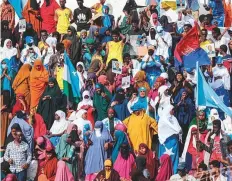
[
  {"x1": 20, "y1": 36, "x2": 41, "y2": 65},
  {"x1": 170, "y1": 162, "x2": 196, "y2": 180},
  {"x1": 123, "y1": 103, "x2": 158, "y2": 152}
]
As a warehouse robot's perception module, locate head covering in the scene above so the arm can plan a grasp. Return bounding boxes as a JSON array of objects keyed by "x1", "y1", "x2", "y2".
[
  {"x1": 54, "y1": 160, "x2": 75, "y2": 181},
  {"x1": 115, "y1": 124, "x2": 127, "y2": 132},
  {"x1": 135, "y1": 156, "x2": 146, "y2": 171},
  {"x1": 160, "y1": 72, "x2": 168, "y2": 80},
  {"x1": 95, "y1": 121, "x2": 103, "y2": 129},
  {"x1": 102, "y1": 5, "x2": 112, "y2": 28},
  {"x1": 36, "y1": 136, "x2": 45, "y2": 145},
  {"x1": 134, "y1": 70, "x2": 146, "y2": 82},
  {"x1": 75, "y1": 109, "x2": 87, "y2": 120},
  {"x1": 85, "y1": 38, "x2": 95, "y2": 45},
  {"x1": 98, "y1": 75, "x2": 108, "y2": 85},
  {"x1": 50, "y1": 110, "x2": 69, "y2": 134},
  {"x1": 88, "y1": 26, "x2": 99, "y2": 39},
  {"x1": 1, "y1": 39, "x2": 17, "y2": 60},
  {"x1": 177, "y1": 162, "x2": 186, "y2": 170},
  {"x1": 25, "y1": 36, "x2": 34, "y2": 44},
  {"x1": 2, "y1": 174, "x2": 17, "y2": 181},
  {"x1": 156, "y1": 154, "x2": 173, "y2": 181},
  {"x1": 150, "y1": 13, "x2": 158, "y2": 27},
  {"x1": 104, "y1": 159, "x2": 112, "y2": 167},
  {"x1": 43, "y1": 77, "x2": 62, "y2": 97},
  {"x1": 77, "y1": 90, "x2": 93, "y2": 110},
  {"x1": 46, "y1": 37, "x2": 57, "y2": 47}
]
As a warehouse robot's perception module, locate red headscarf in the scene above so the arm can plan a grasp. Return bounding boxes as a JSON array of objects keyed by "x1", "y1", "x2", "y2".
[
  {"x1": 3, "y1": 174, "x2": 17, "y2": 181},
  {"x1": 156, "y1": 154, "x2": 173, "y2": 181},
  {"x1": 12, "y1": 94, "x2": 29, "y2": 115}
]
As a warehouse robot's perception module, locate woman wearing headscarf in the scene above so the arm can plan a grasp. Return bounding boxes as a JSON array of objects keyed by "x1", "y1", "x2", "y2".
[
  {"x1": 48, "y1": 110, "x2": 69, "y2": 146},
  {"x1": 133, "y1": 71, "x2": 150, "y2": 95},
  {"x1": 76, "y1": 62, "x2": 87, "y2": 91},
  {"x1": 137, "y1": 143, "x2": 158, "y2": 180},
  {"x1": 0, "y1": 39, "x2": 19, "y2": 60},
  {"x1": 150, "y1": 13, "x2": 159, "y2": 27},
  {"x1": 7, "y1": 112, "x2": 34, "y2": 151},
  {"x1": 117, "y1": 14, "x2": 131, "y2": 35},
  {"x1": 88, "y1": 26, "x2": 100, "y2": 43},
  {"x1": 111, "y1": 88, "x2": 130, "y2": 121},
  {"x1": 31, "y1": 113, "x2": 47, "y2": 139},
  {"x1": 30, "y1": 59, "x2": 49, "y2": 111},
  {"x1": 102, "y1": 5, "x2": 115, "y2": 30},
  {"x1": 111, "y1": 130, "x2": 129, "y2": 163},
  {"x1": 94, "y1": 159, "x2": 120, "y2": 181},
  {"x1": 12, "y1": 64, "x2": 31, "y2": 107},
  {"x1": 93, "y1": 83, "x2": 112, "y2": 121},
  {"x1": 54, "y1": 160, "x2": 75, "y2": 181},
  {"x1": 80, "y1": 73, "x2": 96, "y2": 99},
  {"x1": 85, "y1": 121, "x2": 113, "y2": 181},
  {"x1": 77, "y1": 90, "x2": 94, "y2": 127},
  {"x1": 207, "y1": 108, "x2": 220, "y2": 130},
  {"x1": 12, "y1": 94, "x2": 29, "y2": 116},
  {"x1": 105, "y1": 59, "x2": 116, "y2": 86},
  {"x1": 2, "y1": 174, "x2": 17, "y2": 181},
  {"x1": 55, "y1": 124, "x2": 80, "y2": 180},
  {"x1": 158, "y1": 104, "x2": 182, "y2": 174},
  {"x1": 159, "y1": 15, "x2": 174, "y2": 33},
  {"x1": 113, "y1": 144, "x2": 135, "y2": 180},
  {"x1": 38, "y1": 147, "x2": 58, "y2": 181},
  {"x1": 63, "y1": 26, "x2": 81, "y2": 66},
  {"x1": 155, "y1": 154, "x2": 173, "y2": 181},
  {"x1": 1, "y1": 20, "x2": 13, "y2": 47},
  {"x1": 37, "y1": 77, "x2": 66, "y2": 130},
  {"x1": 173, "y1": 88, "x2": 195, "y2": 141},
  {"x1": 73, "y1": 109, "x2": 92, "y2": 143},
  {"x1": 98, "y1": 75, "x2": 114, "y2": 93}
]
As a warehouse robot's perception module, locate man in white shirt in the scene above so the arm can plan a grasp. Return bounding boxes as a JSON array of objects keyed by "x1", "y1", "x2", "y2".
[
  {"x1": 209, "y1": 160, "x2": 227, "y2": 181},
  {"x1": 170, "y1": 162, "x2": 196, "y2": 181},
  {"x1": 211, "y1": 28, "x2": 227, "y2": 50}
]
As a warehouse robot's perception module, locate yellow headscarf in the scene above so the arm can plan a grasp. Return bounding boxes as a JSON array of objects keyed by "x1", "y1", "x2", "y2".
[{"x1": 104, "y1": 159, "x2": 112, "y2": 179}]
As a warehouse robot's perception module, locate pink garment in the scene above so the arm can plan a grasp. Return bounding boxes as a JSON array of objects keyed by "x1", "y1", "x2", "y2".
[
  {"x1": 98, "y1": 75, "x2": 113, "y2": 93},
  {"x1": 113, "y1": 152, "x2": 135, "y2": 180},
  {"x1": 55, "y1": 161, "x2": 74, "y2": 181},
  {"x1": 33, "y1": 113, "x2": 47, "y2": 139},
  {"x1": 151, "y1": 13, "x2": 158, "y2": 26},
  {"x1": 210, "y1": 135, "x2": 222, "y2": 162},
  {"x1": 148, "y1": 88, "x2": 158, "y2": 101},
  {"x1": 85, "y1": 173, "x2": 97, "y2": 181}
]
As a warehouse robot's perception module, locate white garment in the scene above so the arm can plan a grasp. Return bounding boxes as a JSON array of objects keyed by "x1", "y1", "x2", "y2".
[
  {"x1": 161, "y1": 8, "x2": 178, "y2": 23},
  {"x1": 77, "y1": 90, "x2": 93, "y2": 110},
  {"x1": 210, "y1": 65, "x2": 230, "y2": 90},
  {"x1": 223, "y1": 108, "x2": 232, "y2": 135},
  {"x1": 42, "y1": 37, "x2": 57, "y2": 65},
  {"x1": 0, "y1": 39, "x2": 17, "y2": 60},
  {"x1": 20, "y1": 45, "x2": 41, "y2": 64},
  {"x1": 102, "y1": 117, "x2": 122, "y2": 132},
  {"x1": 186, "y1": 71, "x2": 197, "y2": 86},
  {"x1": 212, "y1": 36, "x2": 227, "y2": 49},
  {"x1": 207, "y1": 108, "x2": 220, "y2": 130},
  {"x1": 72, "y1": 109, "x2": 92, "y2": 139},
  {"x1": 170, "y1": 174, "x2": 196, "y2": 181},
  {"x1": 76, "y1": 62, "x2": 87, "y2": 90},
  {"x1": 158, "y1": 104, "x2": 182, "y2": 144},
  {"x1": 50, "y1": 110, "x2": 69, "y2": 134},
  {"x1": 155, "y1": 32, "x2": 172, "y2": 59}
]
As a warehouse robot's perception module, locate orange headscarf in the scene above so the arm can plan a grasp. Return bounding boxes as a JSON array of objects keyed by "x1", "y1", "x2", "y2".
[
  {"x1": 30, "y1": 59, "x2": 49, "y2": 109},
  {"x1": 62, "y1": 39, "x2": 72, "y2": 55},
  {"x1": 12, "y1": 64, "x2": 32, "y2": 106},
  {"x1": 134, "y1": 71, "x2": 150, "y2": 94}
]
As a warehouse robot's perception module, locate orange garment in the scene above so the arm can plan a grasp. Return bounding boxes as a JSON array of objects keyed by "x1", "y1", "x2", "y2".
[
  {"x1": 134, "y1": 71, "x2": 150, "y2": 94},
  {"x1": 224, "y1": 2, "x2": 232, "y2": 27},
  {"x1": 62, "y1": 39, "x2": 72, "y2": 55},
  {"x1": 30, "y1": 60, "x2": 49, "y2": 109},
  {"x1": 22, "y1": 0, "x2": 41, "y2": 34},
  {"x1": 12, "y1": 64, "x2": 31, "y2": 107}
]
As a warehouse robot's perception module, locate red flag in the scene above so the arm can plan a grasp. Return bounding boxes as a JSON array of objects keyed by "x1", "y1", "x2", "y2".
[{"x1": 174, "y1": 22, "x2": 200, "y2": 63}]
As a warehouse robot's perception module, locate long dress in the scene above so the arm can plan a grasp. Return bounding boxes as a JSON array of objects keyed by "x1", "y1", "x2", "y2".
[
  {"x1": 37, "y1": 77, "x2": 66, "y2": 130},
  {"x1": 123, "y1": 110, "x2": 158, "y2": 151}
]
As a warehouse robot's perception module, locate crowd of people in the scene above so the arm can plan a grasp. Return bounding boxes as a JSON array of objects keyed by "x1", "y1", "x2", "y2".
[{"x1": 1, "y1": 0, "x2": 232, "y2": 181}]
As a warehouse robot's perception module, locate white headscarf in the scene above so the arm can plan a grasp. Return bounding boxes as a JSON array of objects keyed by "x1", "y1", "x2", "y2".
[
  {"x1": 223, "y1": 108, "x2": 232, "y2": 134},
  {"x1": 156, "y1": 85, "x2": 171, "y2": 117},
  {"x1": 72, "y1": 109, "x2": 92, "y2": 138},
  {"x1": 207, "y1": 108, "x2": 225, "y2": 131},
  {"x1": 158, "y1": 104, "x2": 182, "y2": 144},
  {"x1": 76, "y1": 62, "x2": 87, "y2": 90},
  {"x1": 50, "y1": 110, "x2": 69, "y2": 134},
  {"x1": 42, "y1": 37, "x2": 57, "y2": 65},
  {"x1": 0, "y1": 39, "x2": 17, "y2": 60},
  {"x1": 77, "y1": 90, "x2": 93, "y2": 110}
]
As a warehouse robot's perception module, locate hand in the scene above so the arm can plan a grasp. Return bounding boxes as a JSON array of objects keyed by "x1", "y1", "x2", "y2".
[
  {"x1": 104, "y1": 143, "x2": 108, "y2": 150},
  {"x1": 8, "y1": 159, "x2": 13, "y2": 164},
  {"x1": 101, "y1": 92, "x2": 106, "y2": 98},
  {"x1": 41, "y1": 168, "x2": 44, "y2": 174},
  {"x1": 21, "y1": 163, "x2": 29, "y2": 169},
  {"x1": 117, "y1": 16, "x2": 121, "y2": 21},
  {"x1": 111, "y1": 101, "x2": 118, "y2": 107},
  {"x1": 1, "y1": 105, "x2": 7, "y2": 111},
  {"x1": 16, "y1": 43, "x2": 19, "y2": 49},
  {"x1": 62, "y1": 157, "x2": 70, "y2": 162}
]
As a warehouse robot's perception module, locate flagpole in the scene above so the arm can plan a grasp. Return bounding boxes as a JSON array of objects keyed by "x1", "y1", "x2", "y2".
[{"x1": 196, "y1": 61, "x2": 200, "y2": 171}]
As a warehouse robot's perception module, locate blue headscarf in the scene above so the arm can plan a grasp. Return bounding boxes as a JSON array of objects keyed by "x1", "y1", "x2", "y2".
[
  {"x1": 102, "y1": 5, "x2": 112, "y2": 28},
  {"x1": 25, "y1": 36, "x2": 34, "y2": 44},
  {"x1": 131, "y1": 87, "x2": 148, "y2": 112},
  {"x1": 1, "y1": 59, "x2": 13, "y2": 92}
]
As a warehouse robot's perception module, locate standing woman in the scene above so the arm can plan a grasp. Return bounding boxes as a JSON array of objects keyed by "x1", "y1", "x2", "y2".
[
  {"x1": 1, "y1": 39, "x2": 20, "y2": 60},
  {"x1": 30, "y1": 59, "x2": 49, "y2": 113},
  {"x1": 37, "y1": 77, "x2": 66, "y2": 130},
  {"x1": 85, "y1": 121, "x2": 113, "y2": 181},
  {"x1": 12, "y1": 64, "x2": 31, "y2": 107}
]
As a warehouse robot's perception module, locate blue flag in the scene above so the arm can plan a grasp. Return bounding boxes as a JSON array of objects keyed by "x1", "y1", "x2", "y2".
[
  {"x1": 63, "y1": 52, "x2": 80, "y2": 103},
  {"x1": 196, "y1": 62, "x2": 232, "y2": 117}
]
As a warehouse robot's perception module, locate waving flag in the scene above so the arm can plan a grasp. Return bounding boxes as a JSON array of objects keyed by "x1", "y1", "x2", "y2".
[
  {"x1": 174, "y1": 22, "x2": 210, "y2": 69},
  {"x1": 63, "y1": 52, "x2": 81, "y2": 104},
  {"x1": 196, "y1": 62, "x2": 232, "y2": 117}
]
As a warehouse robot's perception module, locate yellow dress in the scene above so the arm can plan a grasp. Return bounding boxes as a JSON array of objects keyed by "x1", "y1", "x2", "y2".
[
  {"x1": 200, "y1": 40, "x2": 211, "y2": 50},
  {"x1": 55, "y1": 66, "x2": 64, "y2": 90},
  {"x1": 123, "y1": 110, "x2": 158, "y2": 151},
  {"x1": 106, "y1": 40, "x2": 124, "y2": 66},
  {"x1": 56, "y1": 8, "x2": 72, "y2": 34}
]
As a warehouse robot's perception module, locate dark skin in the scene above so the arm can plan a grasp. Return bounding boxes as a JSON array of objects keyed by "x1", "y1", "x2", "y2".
[{"x1": 59, "y1": 0, "x2": 66, "y2": 9}]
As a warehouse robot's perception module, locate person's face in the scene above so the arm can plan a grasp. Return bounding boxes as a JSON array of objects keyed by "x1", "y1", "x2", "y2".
[
  {"x1": 94, "y1": 29, "x2": 99, "y2": 36},
  {"x1": 210, "y1": 165, "x2": 218, "y2": 175},
  {"x1": 100, "y1": 0, "x2": 106, "y2": 4},
  {"x1": 15, "y1": 132, "x2": 23, "y2": 142},
  {"x1": 35, "y1": 65, "x2": 42, "y2": 71},
  {"x1": 213, "y1": 124, "x2": 220, "y2": 134},
  {"x1": 201, "y1": 30, "x2": 207, "y2": 41},
  {"x1": 170, "y1": 108, "x2": 175, "y2": 115},
  {"x1": 82, "y1": 112, "x2": 87, "y2": 119},
  {"x1": 6, "y1": 41, "x2": 12, "y2": 48},
  {"x1": 41, "y1": 32, "x2": 48, "y2": 42},
  {"x1": 108, "y1": 110, "x2": 114, "y2": 119},
  {"x1": 153, "y1": 16, "x2": 158, "y2": 23},
  {"x1": 212, "y1": 30, "x2": 219, "y2": 39},
  {"x1": 132, "y1": 23, "x2": 138, "y2": 31},
  {"x1": 208, "y1": 45, "x2": 212, "y2": 51},
  {"x1": 81, "y1": 32, "x2": 87, "y2": 39},
  {"x1": 139, "y1": 90, "x2": 146, "y2": 97},
  {"x1": 105, "y1": 30, "x2": 110, "y2": 35},
  {"x1": 88, "y1": 44, "x2": 94, "y2": 50},
  {"x1": 229, "y1": 42, "x2": 232, "y2": 50},
  {"x1": 77, "y1": 1, "x2": 83, "y2": 8},
  {"x1": 198, "y1": 112, "x2": 205, "y2": 121},
  {"x1": 217, "y1": 64, "x2": 223, "y2": 67},
  {"x1": 96, "y1": 88, "x2": 101, "y2": 94},
  {"x1": 148, "y1": 49, "x2": 154, "y2": 56},
  {"x1": 11, "y1": 128, "x2": 17, "y2": 138},
  {"x1": 139, "y1": 146, "x2": 146, "y2": 155},
  {"x1": 133, "y1": 110, "x2": 140, "y2": 116},
  {"x1": 67, "y1": 29, "x2": 72, "y2": 36},
  {"x1": 48, "y1": 82, "x2": 55, "y2": 88},
  {"x1": 176, "y1": 74, "x2": 183, "y2": 82},
  {"x1": 182, "y1": 91, "x2": 187, "y2": 98},
  {"x1": 77, "y1": 65, "x2": 83, "y2": 72},
  {"x1": 228, "y1": 145, "x2": 232, "y2": 153},
  {"x1": 115, "y1": 63, "x2": 119, "y2": 69},
  {"x1": 46, "y1": 152, "x2": 53, "y2": 160},
  {"x1": 72, "y1": 125, "x2": 78, "y2": 131},
  {"x1": 55, "y1": 114, "x2": 60, "y2": 120},
  {"x1": 178, "y1": 170, "x2": 186, "y2": 177},
  {"x1": 105, "y1": 165, "x2": 111, "y2": 171},
  {"x1": 104, "y1": 7, "x2": 109, "y2": 14},
  {"x1": 184, "y1": 25, "x2": 191, "y2": 33},
  {"x1": 59, "y1": 0, "x2": 66, "y2": 7},
  {"x1": 112, "y1": 34, "x2": 119, "y2": 42},
  {"x1": 203, "y1": 17, "x2": 209, "y2": 25}
]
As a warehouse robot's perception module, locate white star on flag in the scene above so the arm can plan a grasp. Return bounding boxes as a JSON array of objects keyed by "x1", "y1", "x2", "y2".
[
  {"x1": 164, "y1": 146, "x2": 174, "y2": 156},
  {"x1": 72, "y1": 71, "x2": 77, "y2": 76}
]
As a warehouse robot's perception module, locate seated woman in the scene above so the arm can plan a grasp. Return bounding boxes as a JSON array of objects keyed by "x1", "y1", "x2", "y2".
[
  {"x1": 12, "y1": 94, "x2": 29, "y2": 116},
  {"x1": 38, "y1": 147, "x2": 58, "y2": 181},
  {"x1": 155, "y1": 154, "x2": 173, "y2": 181},
  {"x1": 55, "y1": 124, "x2": 82, "y2": 181},
  {"x1": 37, "y1": 77, "x2": 67, "y2": 130},
  {"x1": 47, "y1": 110, "x2": 69, "y2": 146},
  {"x1": 54, "y1": 160, "x2": 75, "y2": 181},
  {"x1": 113, "y1": 144, "x2": 135, "y2": 181},
  {"x1": 94, "y1": 159, "x2": 120, "y2": 181}
]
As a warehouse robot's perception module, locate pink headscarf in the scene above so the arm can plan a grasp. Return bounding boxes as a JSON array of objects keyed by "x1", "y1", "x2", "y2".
[
  {"x1": 3, "y1": 174, "x2": 17, "y2": 181},
  {"x1": 98, "y1": 75, "x2": 107, "y2": 85},
  {"x1": 55, "y1": 161, "x2": 75, "y2": 181},
  {"x1": 115, "y1": 123, "x2": 127, "y2": 132},
  {"x1": 150, "y1": 13, "x2": 158, "y2": 26},
  {"x1": 155, "y1": 154, "x2": 173, "y2": 181}
]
